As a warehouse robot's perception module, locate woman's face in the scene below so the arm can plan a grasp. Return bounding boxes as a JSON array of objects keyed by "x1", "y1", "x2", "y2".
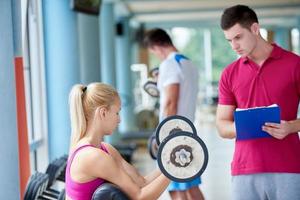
[{"x1": 104, "y1": 98, "x2": 121, "y2": 134}]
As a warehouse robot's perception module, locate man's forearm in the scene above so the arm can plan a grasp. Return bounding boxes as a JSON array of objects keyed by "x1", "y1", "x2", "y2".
[
  {"x1": 288, "y1": 119, "x2": 300, "y2": 133},
  {"x1": 163, "y1": 84, "x2": 179, "y2": 117},
  {"x1": 216, "y1": 119, "x2": 236, "y2": 139},
  {"x1": 163, "y1": 101, "x2": 177, "y2": 117}
]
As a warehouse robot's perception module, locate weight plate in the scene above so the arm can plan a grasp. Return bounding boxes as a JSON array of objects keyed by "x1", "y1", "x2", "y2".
[
  {"x1": 157, "y1": 132, "x2": 208, "y2": 182},
  {"x1": 156, "y1": 115, "x2": 197, "y2": 145}
]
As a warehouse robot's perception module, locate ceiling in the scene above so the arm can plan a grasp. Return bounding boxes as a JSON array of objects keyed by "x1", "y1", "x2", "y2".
[{"x1": 115, "y1": 0, "x2": 300, "y2": 28}]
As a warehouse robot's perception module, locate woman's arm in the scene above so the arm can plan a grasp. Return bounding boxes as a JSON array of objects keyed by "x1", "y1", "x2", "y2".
[
  {"x1": 81, "y1": 147, "x2": 170, "y2": 200},
  {"x1": 104, "y1": 143, "x2": 161, "y2": 186},
  {"x1": 143, "y1": 169, "x2": 161, "y2": 185},
  {"x1": 103, "y1": 143, "x2": 146, "y2": 186}
]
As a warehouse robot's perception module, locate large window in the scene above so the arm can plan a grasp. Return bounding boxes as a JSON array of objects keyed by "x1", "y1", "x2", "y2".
[{"x1": 23, "y1": 0, "x2": 48, "y2": 172}]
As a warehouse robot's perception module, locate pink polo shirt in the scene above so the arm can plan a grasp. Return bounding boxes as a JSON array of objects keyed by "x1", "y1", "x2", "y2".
[{"x1": 219, "y1": 44, "x2": 300, "y2": 175}]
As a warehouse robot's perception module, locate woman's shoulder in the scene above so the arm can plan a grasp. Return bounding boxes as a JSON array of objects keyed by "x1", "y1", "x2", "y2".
[
  {"x1": 101, "y1": 142, "x2": 113, "y2": 150},
  {"x1": 101, "y1": 142, "x2": 118, "y2": 155},
  {"x1": 101, "y1": 143, "x2": 123, "y2": 161},
  {"x1": 72, "y1": 144, "x2": 108, "y2": 163},
  {"x1": 70, "y1": 144, "x2": 115, "y2": 181}
]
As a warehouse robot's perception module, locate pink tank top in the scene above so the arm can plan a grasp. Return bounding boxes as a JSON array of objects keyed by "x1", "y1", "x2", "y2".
[{"x1": 66, "y1": 143, "x2": 109, "y2": 200}]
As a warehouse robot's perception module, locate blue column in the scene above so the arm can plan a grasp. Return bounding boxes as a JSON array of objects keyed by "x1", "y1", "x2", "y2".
[
  {"x1": 115, "y1": 17, "x2": 136, "y2": 132},
  {"x1": 100, "y1": 2, "x2": 119, "y2": 143},
  {"x1": 43, "y1": 1, "x2": 80, "y2": 160},
  {"x1": 78, "y1": 13, "x2": 101, "y2": 84},
  {"x1": 0, "y1": 1, "x2": 20, "y2": 198},
  {"x1": 274, "y1": 27, "x2": 291, "y2": 50},
  {"x1": 203, "y1": 29, "x2": 213, "y2": 104},
  {"x1": 100, "y1": 2, "x2": 116, "y2": 86},
  {"x1": 12, "y1": 0, "x2": 22, "y2": 56}
]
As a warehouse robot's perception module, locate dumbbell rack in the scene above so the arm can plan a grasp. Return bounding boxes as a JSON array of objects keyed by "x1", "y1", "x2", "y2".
[{"x1": 24, "y1": 155, "x2": 67, "y2": 200}]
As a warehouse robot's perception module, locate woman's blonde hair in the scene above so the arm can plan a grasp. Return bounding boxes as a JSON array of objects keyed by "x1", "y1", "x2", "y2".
[{"x1": 68, "y1": 82, "x2": 119, "y2": 148}]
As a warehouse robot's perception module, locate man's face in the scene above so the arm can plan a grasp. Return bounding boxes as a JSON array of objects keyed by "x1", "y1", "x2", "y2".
[
  {"x1": 224, "y1": 23, "x2": 259, "y2": 57},
  {"x1": 149, "y1": 45, "x2": 164, "y2": 60}
]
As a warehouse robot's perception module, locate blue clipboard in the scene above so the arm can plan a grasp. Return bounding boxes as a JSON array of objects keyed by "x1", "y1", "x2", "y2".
[{"x1": 234, "y1": 105, "x2": 280, "y2": 140}]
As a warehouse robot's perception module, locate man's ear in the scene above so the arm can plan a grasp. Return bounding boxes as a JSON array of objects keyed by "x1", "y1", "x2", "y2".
[{"x1": 251, "y1": 23, "x2": 260, "y2": 35}]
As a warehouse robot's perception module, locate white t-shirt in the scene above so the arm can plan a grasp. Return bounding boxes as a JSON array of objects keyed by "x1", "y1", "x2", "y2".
[{"x1": 157, "y1": 52, "x2": 199, "y2": 122}]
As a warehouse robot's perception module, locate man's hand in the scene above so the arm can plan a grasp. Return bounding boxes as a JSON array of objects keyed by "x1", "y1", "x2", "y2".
[{"x1": 263, "y1": 120, "x2": 293, "y2": 139}]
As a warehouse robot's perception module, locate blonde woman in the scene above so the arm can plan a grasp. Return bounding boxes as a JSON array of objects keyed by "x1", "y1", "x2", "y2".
[{"x1": 65, "y1": 82, "x2": 170, "y2": 200}]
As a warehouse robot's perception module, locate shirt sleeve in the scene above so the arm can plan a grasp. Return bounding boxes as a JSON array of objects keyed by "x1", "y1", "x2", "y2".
[
  {"x1": 160, "y1": 61, "x2": 181, "y2": 87},
  {"x1": 218, "y1": 67, "x2": 236, "y2": 105}
]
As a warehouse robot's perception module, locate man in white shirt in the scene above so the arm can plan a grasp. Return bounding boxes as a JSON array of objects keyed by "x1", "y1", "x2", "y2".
[{"x1": 144, "y1": 28, "x2": 204, "y2": 200}]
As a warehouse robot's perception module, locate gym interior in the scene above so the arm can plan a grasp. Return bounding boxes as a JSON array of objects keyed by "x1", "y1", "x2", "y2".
[{"x1": 1, "y1": 0, "x2": 300, "y2": 199}]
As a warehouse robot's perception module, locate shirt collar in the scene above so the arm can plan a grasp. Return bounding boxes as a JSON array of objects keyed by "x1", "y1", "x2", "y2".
[
  {"x1": 269, "y1": 43, "x2": 283, "y2": 59},
  {"x1": 166, "y1": 51, "x2": 178, "y2": 60},
  {"x1": 242, "y1": 43, "x2": 283, "y2": 64}
]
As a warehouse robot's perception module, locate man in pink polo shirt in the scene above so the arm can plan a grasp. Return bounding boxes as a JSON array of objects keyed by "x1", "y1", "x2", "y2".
[{"x1": 216, "y1": 5, "x2": 300, "y2": 200}]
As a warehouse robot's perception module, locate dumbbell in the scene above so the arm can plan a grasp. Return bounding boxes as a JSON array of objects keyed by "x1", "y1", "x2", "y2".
[
  {"x1": 148, "y1": 115, "x2": 209, "y2": 182},
  {"x1": 147, "y1": 132, "x2": 158, "y2": 160},
  {"x1": 149, "y1": 67, "x2": 159, "y2": 80},
  {"x1": 24, "y1": 172, "x2": 65, "y2": 200},
  {"x1": 143, "y1": 67, "x2": 160, "y2": 98},
  {"x1": 148, "y1": 115, "x2": 197, "y2": 160},
  {"x1": 24, "y1": 172, "x2": 48, "y2": 200},
  {"x1": 45, "y1": 155, "x2": 67, "y2": 186},
  {"x1": 143, "y1": 80, "x2": 159, "y2": 97}
]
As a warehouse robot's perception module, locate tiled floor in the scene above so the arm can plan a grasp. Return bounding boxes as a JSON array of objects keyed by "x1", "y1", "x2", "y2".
[{"x1": 132, "y1": 105, "x2": 235, "y2": 200}]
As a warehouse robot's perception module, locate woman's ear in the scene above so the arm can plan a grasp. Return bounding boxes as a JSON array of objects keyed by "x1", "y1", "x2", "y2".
[{"x1": 95, "y1": 106, "x2": 107, "y2": 119}]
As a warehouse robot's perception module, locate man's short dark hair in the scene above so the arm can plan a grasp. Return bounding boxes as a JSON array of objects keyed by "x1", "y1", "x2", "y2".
[
  {"x1": 221, "y1": 5, "x2": 258, "y2": 30},
  {"x1": 143, "y1": 28, "x2": 173, "y2": 48}
]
